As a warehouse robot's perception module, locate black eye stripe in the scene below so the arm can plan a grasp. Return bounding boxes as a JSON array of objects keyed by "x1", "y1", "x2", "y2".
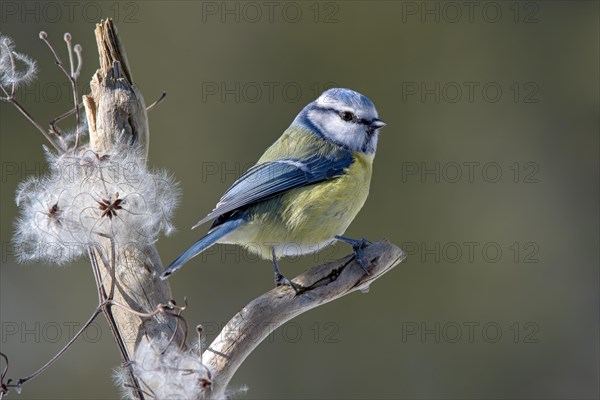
[{"x1": 314, "y1": 106, "x2": 369, "y2": 125}]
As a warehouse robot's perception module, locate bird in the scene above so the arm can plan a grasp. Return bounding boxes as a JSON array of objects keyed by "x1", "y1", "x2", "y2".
[{"x1": 161, "y1": 88, "x2": 386, "y2": 291}]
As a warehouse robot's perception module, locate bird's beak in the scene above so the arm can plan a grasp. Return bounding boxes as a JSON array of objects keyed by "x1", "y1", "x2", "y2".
[{"x1": 370, "y1": 118, "x2": 386, "y2": 129}]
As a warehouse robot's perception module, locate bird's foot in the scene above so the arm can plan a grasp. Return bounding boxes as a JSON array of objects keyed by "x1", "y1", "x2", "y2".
[
  {"x1": 335, "y1": 235, "x2": 372, "y2": 275},
  {"x1": 272, "y1": 248, "x2": 302, "y2": 294},
  {"x1": 274, "y1": 272, "x2": 302, "y2": 294}
]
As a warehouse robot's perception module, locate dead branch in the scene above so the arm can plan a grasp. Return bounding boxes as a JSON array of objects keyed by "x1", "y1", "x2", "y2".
[
  {"x1": 203, "y1": 241, "x2": 406, "y2": 398},
  {"x1": 83, "y1": 20, "x2": 149, "y2": 156},
  {"x1": 82, "y1": 19, "x2": 182, "y2": 399}
]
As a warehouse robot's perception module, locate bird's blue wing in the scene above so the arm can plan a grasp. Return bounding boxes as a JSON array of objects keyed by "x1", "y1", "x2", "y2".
[{"x1": 192, "y1": 151, "x2": 355, "y2": 229}]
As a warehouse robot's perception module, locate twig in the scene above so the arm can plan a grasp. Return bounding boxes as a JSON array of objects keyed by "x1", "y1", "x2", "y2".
[
  {"x1": 62, "y1": 33, "x2": 82, "y2": 147},
  {"x1": 73, "y1": 44, "x2": 83, "y2": 79},
  {"x1": 40, "y1": 32, "x2": 83, "y2": 148},
  {"x1": 146, "y1": 92, "x2": 166, "y2": 111},
  {"x1": 49, "y1": 104, "x2": 80, "y2": 131},
  {"x1": 0, "y1": 91, "x2": 64, "y2": 153},
  {"x1": 38, "y1": 32, "x2": 70, "y2": 78},
  {"x1": 108, "y1": 299, "x2": 189, "y2": 351},
  {"x1": 14, "y1": 308, "x2": 103, "y2": 388},
  {"x1": 0, "y1": 37, "x2": 65, "y2": 153}
]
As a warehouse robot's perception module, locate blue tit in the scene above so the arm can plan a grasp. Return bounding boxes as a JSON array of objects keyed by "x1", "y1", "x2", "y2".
[{"x1": 161, "y1": 88, "x2": 386, "y2": 290}]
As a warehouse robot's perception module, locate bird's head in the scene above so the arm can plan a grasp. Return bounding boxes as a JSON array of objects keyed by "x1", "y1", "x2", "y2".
[{"x1": 294, "y1": 88, "x2": 385, "y2": 154}]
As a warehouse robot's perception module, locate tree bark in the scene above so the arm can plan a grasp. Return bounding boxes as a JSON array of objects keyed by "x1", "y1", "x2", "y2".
[{"x1": 82, "y1": 19, "x2": 183, "y2": 398}]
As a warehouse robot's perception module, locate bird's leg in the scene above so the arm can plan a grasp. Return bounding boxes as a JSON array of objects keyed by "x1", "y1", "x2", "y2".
[
  {"x1": 272, "y1": 248, "x2": 301, "y2": 294},
  {"x1": 335, "y1": 235, "x2": 372, "y2": 275}
]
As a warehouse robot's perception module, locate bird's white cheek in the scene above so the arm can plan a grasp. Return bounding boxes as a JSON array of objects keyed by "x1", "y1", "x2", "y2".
[
  {"x1": 308, "y1": 110, "x2": 336, "y2": 133},
  {"x1": 307, "y1": 110, "x2": 368, "y2": 151},
  {"x1": 318, "y1": 119, "x2": 358, "y2": 148},
  {"x1": 333, "y1": 124, "x2": 369, "y2": 151}
]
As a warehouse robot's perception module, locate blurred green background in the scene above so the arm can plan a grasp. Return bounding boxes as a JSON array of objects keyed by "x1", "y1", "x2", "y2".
[{"x1": 1, "y1": 1, "x2": 598, "y2": 399}]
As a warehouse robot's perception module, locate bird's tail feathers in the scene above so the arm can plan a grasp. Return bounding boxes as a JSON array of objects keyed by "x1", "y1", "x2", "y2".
[{"x1": 161, "y1": 218, "x2": 245, "y2": 279}]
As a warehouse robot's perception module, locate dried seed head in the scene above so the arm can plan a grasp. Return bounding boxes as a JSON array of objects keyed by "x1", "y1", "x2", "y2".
[
  {"x1": 128, "y1": 336, "x2": 212, "y2": 399},
  {"x1": 13, "y1": 142, "x2": 180, "y2": 265}
]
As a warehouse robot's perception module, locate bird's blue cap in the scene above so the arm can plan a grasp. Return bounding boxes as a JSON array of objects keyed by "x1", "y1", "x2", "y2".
[{"x1": 316, "y1": 88, "x2": 378, "y2": 114}]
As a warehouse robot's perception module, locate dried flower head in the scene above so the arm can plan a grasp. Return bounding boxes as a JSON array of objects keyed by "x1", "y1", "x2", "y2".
[
  {"x1": 13, "y1": 141, "x2": 180, "y2": 265},
  {"x1": 0, "y1": 33, "x2": 38, "y2": 90},
  {"x1": 125, "y1": 336, "x2": 212, "y2": 400},
  {"x1": 13, "y1": 175, "x2": 86, "y2": 265}
]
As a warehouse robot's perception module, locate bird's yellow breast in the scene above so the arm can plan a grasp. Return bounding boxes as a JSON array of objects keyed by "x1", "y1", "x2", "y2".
[
  {"x1": 279, "y1": 151, "x2": 373, "y2": 234},
  {"x1": 224, "y1": 151, "x2": 374, "y2": 259}
]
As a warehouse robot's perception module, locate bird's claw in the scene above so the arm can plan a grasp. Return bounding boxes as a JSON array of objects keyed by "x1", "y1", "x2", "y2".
[
  {"x1": 274, "y1": 273, "x2": 301, "y2": 294},
  {"x1": 335, "y1": 235, "x2": 372, "y2": 275}
]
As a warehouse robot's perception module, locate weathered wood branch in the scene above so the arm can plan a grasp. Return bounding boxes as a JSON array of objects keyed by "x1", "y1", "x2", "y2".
[
  {"x1": 203, "y1": 241, "x2": 405, "y2": 398},
  {"x1": 84, "y1": 20, "x2": 149, "y2": 156},
  {"x1": 82, "y1": 20, "x2": 182, "y2": 399}
]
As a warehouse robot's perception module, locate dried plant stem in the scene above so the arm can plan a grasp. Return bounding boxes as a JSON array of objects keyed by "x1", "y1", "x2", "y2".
[
  {"x1": 89, "y1": 246, "x2": 144, "y2": 399},
  {"x1": 0, "y1": 81, "x2": 64, "y2": 153},
  {"x1": 15, "y1": 308, "x2": 102, "y2": 388},
  {"x1": 146, "y1": 92, "x2": 167, "y2": 111},
  {"x1": 40, "y1": 32, "x2": 83, "y2": 148}
]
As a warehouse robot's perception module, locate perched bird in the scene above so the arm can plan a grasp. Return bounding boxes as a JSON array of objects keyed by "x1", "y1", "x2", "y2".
[{"x1": 161, "y1": 88, "x2": 386, "y2": 291}]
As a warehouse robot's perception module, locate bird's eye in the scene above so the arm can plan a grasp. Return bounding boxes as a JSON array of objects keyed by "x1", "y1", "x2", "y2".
[{"x1": 340, "y1": 111, "x2": 355, "y2": 122}]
